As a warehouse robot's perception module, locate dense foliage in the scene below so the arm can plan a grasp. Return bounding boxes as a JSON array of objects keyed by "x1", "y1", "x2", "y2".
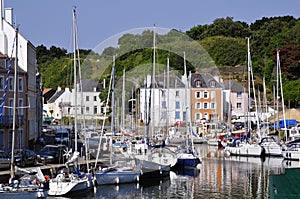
[{"x1": 37, "y1": 15, "x2": 300, "y2": 107}]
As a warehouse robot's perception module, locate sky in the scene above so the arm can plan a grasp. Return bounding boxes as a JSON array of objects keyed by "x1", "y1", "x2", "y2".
[{"x1": 4, "y1": 0, "x2": 300, "y2": 52}]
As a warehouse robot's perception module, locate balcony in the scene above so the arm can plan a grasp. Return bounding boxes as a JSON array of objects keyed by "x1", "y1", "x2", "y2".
[{"x1": 0, "y1": 115, "x2": 25, "y2": 127}]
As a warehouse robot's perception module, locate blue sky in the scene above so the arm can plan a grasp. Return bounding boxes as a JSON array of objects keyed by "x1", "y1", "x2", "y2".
[{"x1": 5, "y1": 0, "x2": 300, "y2": 52}]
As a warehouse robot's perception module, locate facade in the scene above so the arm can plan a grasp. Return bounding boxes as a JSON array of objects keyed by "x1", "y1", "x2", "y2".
[
  {"x1": 0, "y1": 2, "x2": 40, "y2": 150},
  {"x1": 190, "y1": 72, "x2": 223, "y2": 124},
  {"x1": 139, "y1": 74, "x2": 188, "y2": 135},
  {"x1": 223, "y1": 80, "x2": 248, "y2": 122}
]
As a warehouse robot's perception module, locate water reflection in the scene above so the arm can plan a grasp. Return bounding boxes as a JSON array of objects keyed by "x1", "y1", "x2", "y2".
[{"x1": 49, "y1": 144, "x2": 292, "y2": 199}]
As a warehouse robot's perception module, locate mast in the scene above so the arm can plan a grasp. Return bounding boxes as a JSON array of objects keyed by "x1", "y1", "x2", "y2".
[
  {"x1": 277, "y1": 50, "x2": 287, "y2": 140},
  {"x1": 151, "y1": 25, "x2": 156, "y2": 138},
  {"x1": 247, "y1": 37, "x2": 251, "y2": 134},
  {"x1": 9, "y1": 26, "x2": 18, "y2": 183},
  {"x1": 72, "y1": 7, "x2": 79, "y2": 152},
  {"x1": 122, "y1": 68, "x2": 125, "y2": 131}
]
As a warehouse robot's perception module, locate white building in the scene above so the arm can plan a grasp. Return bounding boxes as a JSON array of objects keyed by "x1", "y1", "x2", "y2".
[
  {"x1": 45, "y1": 79, "x2": 105, "y2": 125},
  {"x1": 139, "y1": 74, "x2": 188, "y2": 135}
]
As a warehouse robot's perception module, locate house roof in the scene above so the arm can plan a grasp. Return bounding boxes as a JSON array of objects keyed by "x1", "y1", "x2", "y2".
[
  {"x1": 81, "y1": 79, "x2": 102, "y2": 92},
  {"x1": 190, "y1": 73, "x2": 222, "y2": 88},
  {"x1": 223, "y1": 80, "x2": 247, "y2": 92},
  {"x1": 47, "y1": 90, "x2": 65, "y2": 103},
  {"x1": 154, "y1": 75, "x2": 185, "y2": 88}
]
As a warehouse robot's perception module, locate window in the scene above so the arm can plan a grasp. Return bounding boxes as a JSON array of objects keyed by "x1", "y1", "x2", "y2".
[
  {"x1": 237, "y1": 102, "x2": 242, "y2": 109},
  {"x1": 9, "y1": 77, "x2": 13, "y2": 91},
  {"x1": 175, "y1": 111, "x2": 180, "y2": 119},
  {"x1": 211, "y1": 91, "x2": 216, "y2": 99},
  {"x1": 203, "y1": 91, "x2": 209, "y2": 99},
  {"x1": 0, "y1": 76, "x2": 4, "y2": 90},
  {"x1": 210, "y1": 81, "x2": 216, "y2": 87},
  {"x1": 94, "y1": 96, "x2": 97, "y2": 101},
  {"x1": 9, "y1": 98, "x2": 13, "y2": 115},
  {"x1": 196, "y1": 113, "x2": 201, "y2": 120},
  {"x1": 86, "y1": 106, "x2": 90, "y2": 113},
  {"x1": 93, "y1": 106, "x2": 97, "y2": 114},
  {"x1": 86, "y1": 96, "x2": 89, "y2": 101},
  {"x1": 237, "y1": 92, "x2": 242, "y2": 98},
  {"x1": 183, "y1": 111, "x2": 186, "y2": 121},
  {"x1": 162, "y1": 101, "x2": 166, "y2": 109},
  {"x1": 211, "y1": 102, "x2": 215, "y2": 109},
  {"x1": 18, "y1": 98, "x2": 24, "y2": 115},
  {"x1": 203, "y1": 102, "x2": 208, "y2": 109},
  {"x1": 18, "y1": 77, "x2": 23, "y2": 92},
  {"x1": 196, "y1": 81, "x2": 201, "y2": 87},
  {"x1": 176, "y1": 101, "x2": 180, "y2": 109},
  {"x1": 161, "y1": 90, "x2": 166, "y2": 97},
  {"x1": 175, "y1": 91, "x2": 179, "y2": 97},
  {"x1": 195, "y1": 91, "x2": 201, "y2": 99},
  {"x1": 204, "y1": 112, "x2": 208, "y2": 119},
  {"x1": 162, "y1": 111, "x2": 166, "y2": 119},
  {"x1": 196, "y1": 102, "x2": 201, "y2": 109}
]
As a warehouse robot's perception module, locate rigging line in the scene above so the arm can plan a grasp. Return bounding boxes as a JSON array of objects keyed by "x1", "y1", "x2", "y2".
[{"x1": 0, "y1": 35, "x2": 17, "y2": 117}]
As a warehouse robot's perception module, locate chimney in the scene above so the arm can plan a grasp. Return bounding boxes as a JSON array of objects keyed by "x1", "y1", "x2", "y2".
[{"x1": 4, "y1": 7, "x2": 13, "y2": 25}]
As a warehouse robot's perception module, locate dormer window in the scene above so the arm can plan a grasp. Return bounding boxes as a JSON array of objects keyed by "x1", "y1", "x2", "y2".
[
  {"x1": 195, "y1": 80, "x2": 201, "y2": 87},
  {"x1": 210, "y1": 80, "x2": 216, "y2": 87}
]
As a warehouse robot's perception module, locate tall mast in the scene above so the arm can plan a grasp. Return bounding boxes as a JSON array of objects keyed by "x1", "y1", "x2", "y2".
[
  {"x1": 277, "y1": 51, "x2": 287, "y2": 140},
  {"x1": 73, "y1": 7, "x2": 78, "y2": 152},
  {"x1": 151, "y1": 25, "x2": 156, "y2": 138},
  {"x1": 10, "y1": 26, "x2": 18, "y2": 183},
  {"x1": 247, "y1": 37, "x2": 251, "y2": 133}
]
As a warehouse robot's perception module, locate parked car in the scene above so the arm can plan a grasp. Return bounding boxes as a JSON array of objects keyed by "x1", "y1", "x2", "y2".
[
  {"x1": 54, "y1": 128, "x2": 71, "y2": 145},
  {"x1": 37, "y1": 144, "x2": 68, "y2": 164},
  {"x1": 0, "y1": 150, "x2": 10, "y2": 169},
  {"x1": 9, "y1": 149, "x2": 38, "y2": 167}
]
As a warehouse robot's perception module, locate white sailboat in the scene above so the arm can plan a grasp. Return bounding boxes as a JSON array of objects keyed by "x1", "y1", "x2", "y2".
[
  {"x1": 48, "y1": 7, "x2": 93, "y2": 196},
  {"x1": 0, "y1": 27, "x2": 47, "y2": 199},
  {"x1": 224, "y1": 37, "x2": 263, "y2": 157}
]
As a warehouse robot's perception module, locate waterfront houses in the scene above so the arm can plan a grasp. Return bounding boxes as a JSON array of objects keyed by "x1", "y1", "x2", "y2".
[{"x1": 0, "y1": 3, "x2": 41, "y2": 151}]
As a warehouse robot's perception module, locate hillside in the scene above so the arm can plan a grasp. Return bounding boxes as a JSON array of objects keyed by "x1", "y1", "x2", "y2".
[{"x1": 37, "y1": 15, "x2": 300, "y2": 108}]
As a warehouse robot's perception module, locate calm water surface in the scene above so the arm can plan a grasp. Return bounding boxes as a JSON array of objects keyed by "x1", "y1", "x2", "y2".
[{"x1": 49, "y1": 144, "x2": 293, "y2": 199}]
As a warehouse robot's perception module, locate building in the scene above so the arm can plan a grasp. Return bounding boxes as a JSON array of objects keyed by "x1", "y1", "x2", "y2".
[
  {"x1": 139, "y1": 73, "x2": 187, "y2": 136},
  {"x1": 44, "y1": 79, "x2": 105, "y2": 126},
  {"x1": 0, "y1": 1, "x2": 40, "y2": 150},
  {"x1": 189, "y1": 72, "x2": 223, "y2": 124},
  {"x1": 223, "y1": 80, "x2": 248, "y2": 122}
]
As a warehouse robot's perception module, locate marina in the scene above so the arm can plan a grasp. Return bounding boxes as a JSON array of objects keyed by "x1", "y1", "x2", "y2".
[{"x1": 0, "y1": 144, "x2": 294, "y2": 198}]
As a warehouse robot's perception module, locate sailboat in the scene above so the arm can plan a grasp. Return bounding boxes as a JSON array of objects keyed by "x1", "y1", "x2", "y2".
[
  {"x1": 47, "y1": 7, "x2": 93, "y2": 196},
  {"x1": 94, "y1": 56, "x2": 141, "y2": 185},
  {"x1": 175, "y1": 52, "x2": 202, "y2": 169},
  {"x1": 224, "y1": 37, "x2": 263, "y2": 157},
  {"x1": 0, "y1": 27, "x2": 48, "y2": 199}
]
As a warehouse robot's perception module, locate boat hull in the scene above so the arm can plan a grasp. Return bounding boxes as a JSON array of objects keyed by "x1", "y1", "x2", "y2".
[
  {"x1": 270, "y1": 168, "x2": 300, "y2": 198},
  {"x1": 176, "y1": 153, "x2": 202, "y2": 169},
  {"x1": 48, "y1": 174, "x2": 93, "y2": 196},
  {"x1": 225, "y1": 143, "x2": 263, "y2": 157},
  {"x1": 94, "y1": 171, "x2": 140, "y2": 185}
]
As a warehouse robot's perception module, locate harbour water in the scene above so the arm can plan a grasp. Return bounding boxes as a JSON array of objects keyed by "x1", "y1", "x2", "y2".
[{"x1": 48, "y1": 144, "x2": 295, "y2": 199}]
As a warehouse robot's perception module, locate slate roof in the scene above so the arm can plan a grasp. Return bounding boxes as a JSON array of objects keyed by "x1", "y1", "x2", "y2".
[
  {"x1": 223, "y1": 80, "x2": 247, "y2": 92},
  {"x1": 47, "y1": 90, "x2": 65, "y2": 103},
  {"x1": 81, "y1": 79, "x2": 103, "y2": 92},
  {"x1": 190, "y1": 73, "x2": 222, "y2": 88}
]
